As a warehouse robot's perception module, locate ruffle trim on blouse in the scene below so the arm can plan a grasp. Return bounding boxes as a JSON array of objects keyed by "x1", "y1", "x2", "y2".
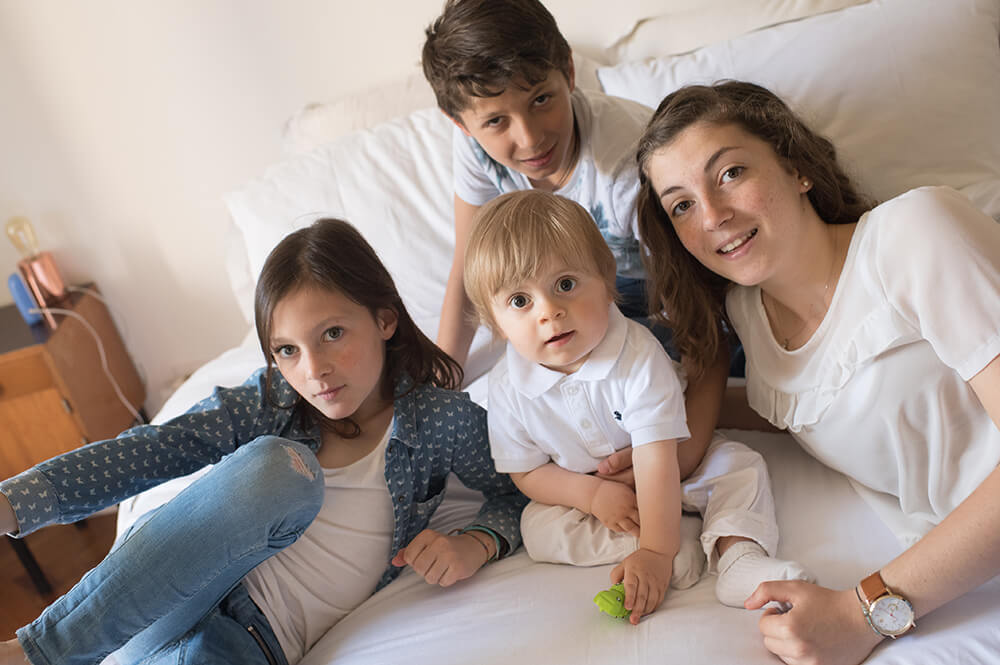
[{"x1": 747, "y1": 304, "x2": 920, "y2": 433}]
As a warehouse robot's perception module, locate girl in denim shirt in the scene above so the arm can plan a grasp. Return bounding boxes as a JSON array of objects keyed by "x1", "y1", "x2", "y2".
[{"x1": 1, "y1": 218, "x2": 525, "y2": 665}]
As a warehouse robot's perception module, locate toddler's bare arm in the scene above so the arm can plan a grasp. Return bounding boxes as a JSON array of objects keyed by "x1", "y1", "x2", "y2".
[{"x1": 511, "y1": 463, "x2": 639, "y2": 535}]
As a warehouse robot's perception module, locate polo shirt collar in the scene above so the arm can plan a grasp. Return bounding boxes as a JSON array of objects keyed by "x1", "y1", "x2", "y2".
[{"x1": 508, "y1": 304, "x2": 627, "y2": 398}]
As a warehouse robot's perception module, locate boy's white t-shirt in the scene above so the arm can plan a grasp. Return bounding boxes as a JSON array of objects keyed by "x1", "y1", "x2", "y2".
[
  {"x1": 488, "y1": 305, "x2": 690, "y2": 474},
  {"x1": 243, "y1": 422, "x2": 395, "y2": 664},
  {"x1": 452, "y1": 88, "x2": 652, "y2": 278},
  {"x1": 727, "y1": 187, "x2": 1000, "y2": 545}
]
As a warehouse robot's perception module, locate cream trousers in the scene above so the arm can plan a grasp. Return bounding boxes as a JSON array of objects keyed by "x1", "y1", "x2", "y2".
[{"x1": 520, "y1": 432, "x2": 779, "y2": 585}]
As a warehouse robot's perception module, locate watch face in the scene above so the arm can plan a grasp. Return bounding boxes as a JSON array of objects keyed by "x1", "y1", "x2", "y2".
[{"x1": 870, "y1": 595, "x2": 914, "y2": 636}]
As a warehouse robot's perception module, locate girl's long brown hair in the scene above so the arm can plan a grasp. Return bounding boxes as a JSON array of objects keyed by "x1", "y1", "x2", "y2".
[
  {"x1": 636, "y1": 81, "x2": 875, "y2": 377},
  {"x1": 254, "y1": 218, "x2": 463, "y2": 436}
]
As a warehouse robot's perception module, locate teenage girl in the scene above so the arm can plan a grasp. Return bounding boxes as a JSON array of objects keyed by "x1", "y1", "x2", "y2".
[{"x1": 0, "y1": 218, "x2": 526, "y2": 665}]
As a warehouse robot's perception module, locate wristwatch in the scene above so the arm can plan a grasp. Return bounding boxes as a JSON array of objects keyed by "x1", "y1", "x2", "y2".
[{"x1": 856, "y1": 571, "x2": 916, "y2": 638}]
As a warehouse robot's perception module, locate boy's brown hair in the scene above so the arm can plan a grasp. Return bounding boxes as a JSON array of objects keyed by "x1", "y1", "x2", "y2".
[
  {"x1": 422, "y1": 0, "x2": 572, "y2": 119},
  {"x1": 464, "y1": 190, "x2": 617, "y2": 336}
]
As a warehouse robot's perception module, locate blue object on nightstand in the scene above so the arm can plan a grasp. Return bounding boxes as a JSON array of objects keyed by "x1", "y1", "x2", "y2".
[{"x1": 8, "y1": 272, "x2": 43, "y2": 326}]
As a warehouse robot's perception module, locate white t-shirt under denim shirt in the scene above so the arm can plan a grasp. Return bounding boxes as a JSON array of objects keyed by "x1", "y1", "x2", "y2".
[
  {"x1": 727, "y1": 187, "x2": 1000, "y2": 546},
  {"x1": 452, "y1": 88, "x2": 652, "y2": 279},
  {"x1": 244, "y1": 423, "x2": 394, "y2": 664}
]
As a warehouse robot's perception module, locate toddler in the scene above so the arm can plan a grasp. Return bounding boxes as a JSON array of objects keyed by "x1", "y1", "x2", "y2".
[{"x1": 464, "y1": 190, "x2": 812, "y2": 623}]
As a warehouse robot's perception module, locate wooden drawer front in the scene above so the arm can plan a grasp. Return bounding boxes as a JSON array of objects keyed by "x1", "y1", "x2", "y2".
[
  {"x1": 0, "y1": 349, "x2": 55, "y2": 402},
  {"x1": 0, "y1": 388, "x2": 83, "y2": 478},
  {"x1": 45, "y1": 293, "x2": 145, "y2": 441}
]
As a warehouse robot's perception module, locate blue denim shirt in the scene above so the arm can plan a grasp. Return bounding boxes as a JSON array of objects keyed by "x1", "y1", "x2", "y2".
[{"x1": 1, "y1": 369, "x2": 526, "y2": 590}]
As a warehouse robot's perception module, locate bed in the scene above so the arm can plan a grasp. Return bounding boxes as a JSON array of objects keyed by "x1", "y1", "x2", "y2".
[{"x1": 117, "y1": 0, "x2": 1000, "y2": 663}]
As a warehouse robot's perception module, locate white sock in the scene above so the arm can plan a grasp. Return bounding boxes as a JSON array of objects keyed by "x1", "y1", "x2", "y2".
[
  {"x1": 714, "y1": 541, "x2": 814, "y2": 608},
  {"x1": 670, "y1": 513, "x2": 706, "y2": 589}
]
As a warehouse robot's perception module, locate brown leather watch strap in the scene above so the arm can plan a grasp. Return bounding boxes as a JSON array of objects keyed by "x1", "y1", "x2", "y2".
[{"x1": 859, "y1": 571, "x2": 890, "y2": 604}]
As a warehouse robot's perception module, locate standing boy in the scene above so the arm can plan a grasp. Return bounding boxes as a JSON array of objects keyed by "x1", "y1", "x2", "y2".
[{"x1": 464, "y1": 191, "x2": 812, "y2": 623}]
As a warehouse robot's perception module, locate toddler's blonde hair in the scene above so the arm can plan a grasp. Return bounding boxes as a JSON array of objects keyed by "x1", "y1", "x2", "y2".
[{"x1": 464, "y1": 190, "x2": 617, "y2": 335}]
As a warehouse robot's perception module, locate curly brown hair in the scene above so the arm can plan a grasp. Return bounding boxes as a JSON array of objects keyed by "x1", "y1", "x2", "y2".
[
  {"x1": 421, "y1": 0, "x2": 572, "y2": 119},
  {"x1": 254, "y1": 218, "x2": 462, "y2": 436},
  {"x1": 636, "y1": 81, "x2": 875, "y2": 377}
]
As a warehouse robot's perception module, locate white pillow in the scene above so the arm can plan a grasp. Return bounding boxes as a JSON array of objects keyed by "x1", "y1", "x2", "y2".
[
  {"x1": 224, "y1": 107, "x2": 503, "y2": 385},
  {"x1": 610, "y1": 0, "x2": 871, "y2": 61},
  {"x1": 597, "y1": 0, "x2": 1000, "y2": 219},
  {"x1": 281, "y1": 52, "x2": 606, "y2": 156},
  {"x1": 226, "y1": 107, "x2": 450, "y2": 321},
  {"x1": 281, "y1": 69, "x2": 438, "y2": 156}
]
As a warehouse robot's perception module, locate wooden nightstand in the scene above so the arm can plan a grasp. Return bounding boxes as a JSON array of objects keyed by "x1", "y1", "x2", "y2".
[
  {"x1": 0, "y1": 285, "x2": 145, "y2": 478},
  {"x1": 1, "y1": 285, "x2": 145, "y2": 594}
]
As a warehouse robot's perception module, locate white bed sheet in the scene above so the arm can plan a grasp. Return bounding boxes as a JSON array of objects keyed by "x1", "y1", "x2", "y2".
[{"x1": 117, "y1": 337, "x2": 1000, "y2": 664}]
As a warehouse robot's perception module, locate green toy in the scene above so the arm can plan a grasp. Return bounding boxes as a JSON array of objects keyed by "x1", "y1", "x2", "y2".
[{"x1": 593, "y1": 582, "x2": 631, "y2": 618}]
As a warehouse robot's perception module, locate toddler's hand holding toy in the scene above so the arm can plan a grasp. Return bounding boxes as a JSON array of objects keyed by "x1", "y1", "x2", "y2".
[
  {"x1": 610, "y1": 547, "x2": 673, "y2": 625},
  {"x1": 594, "y1": 582, "x2": 631, "y2": 618}
]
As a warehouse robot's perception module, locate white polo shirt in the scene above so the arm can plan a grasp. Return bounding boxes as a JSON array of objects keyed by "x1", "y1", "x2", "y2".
[{"x1": 488, "y1": 306, "x2": 691, "y2": 474}]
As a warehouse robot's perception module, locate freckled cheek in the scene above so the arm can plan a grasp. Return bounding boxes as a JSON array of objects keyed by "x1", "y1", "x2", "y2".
[
  {"x1": 673, "y1": 224, "x2": 706, "y2": 258},
  {"x1": 753, "y1": 188, "x2": 779, "y2": 213},
  {"x1": 335, "y1": 350, "x2": 361, "y2": 379}
]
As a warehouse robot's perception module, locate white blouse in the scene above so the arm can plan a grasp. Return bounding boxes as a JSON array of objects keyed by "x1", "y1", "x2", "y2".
[{"x1": 727, "y1": 187, "x2": 1000, "y2": 545}]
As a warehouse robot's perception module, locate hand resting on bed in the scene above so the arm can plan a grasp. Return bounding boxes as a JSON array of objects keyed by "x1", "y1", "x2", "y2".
[{"x1": 391, "y1": 529, "x2": 495, "y2": 587}]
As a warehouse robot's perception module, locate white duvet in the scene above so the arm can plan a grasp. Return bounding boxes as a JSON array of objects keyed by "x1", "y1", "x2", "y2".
[{"x1": 117, "y1": 338, "x2": 1000, "y2": 665}]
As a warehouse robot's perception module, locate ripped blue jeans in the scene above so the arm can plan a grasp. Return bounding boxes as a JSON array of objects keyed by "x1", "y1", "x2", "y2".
[{"x1": 17, "y1": 436, "x2": 325, "y2": 665}]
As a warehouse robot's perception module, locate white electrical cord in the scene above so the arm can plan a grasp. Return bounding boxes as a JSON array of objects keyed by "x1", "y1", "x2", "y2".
[
  {"x1": 29, "y1": 306, "x2": 145, "y2": 426},
  {"x1": 65, "y1": 284, "x2": 106, "y2": 304},
  {"x1": 65, "y1": 285, "x2": 149, "y2": 407}
]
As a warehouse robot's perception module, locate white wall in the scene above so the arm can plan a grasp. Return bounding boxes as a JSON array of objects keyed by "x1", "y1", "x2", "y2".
[{"x1": 0, "y1": 0, "x2": 641, "y2": 412}]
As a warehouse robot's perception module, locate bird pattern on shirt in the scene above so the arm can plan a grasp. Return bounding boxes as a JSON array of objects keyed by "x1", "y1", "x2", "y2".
[{"x1": 0, "y1": 369, "x2": 526, "y2": 590}]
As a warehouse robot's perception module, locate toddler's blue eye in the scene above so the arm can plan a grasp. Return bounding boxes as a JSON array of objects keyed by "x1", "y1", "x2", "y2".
[
  {"x1": 273, "y1": 345, "x2": 295, "y2": 359},
  {"x1": 324, "y1": 327, "x2": 343, "y2": 341}
]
